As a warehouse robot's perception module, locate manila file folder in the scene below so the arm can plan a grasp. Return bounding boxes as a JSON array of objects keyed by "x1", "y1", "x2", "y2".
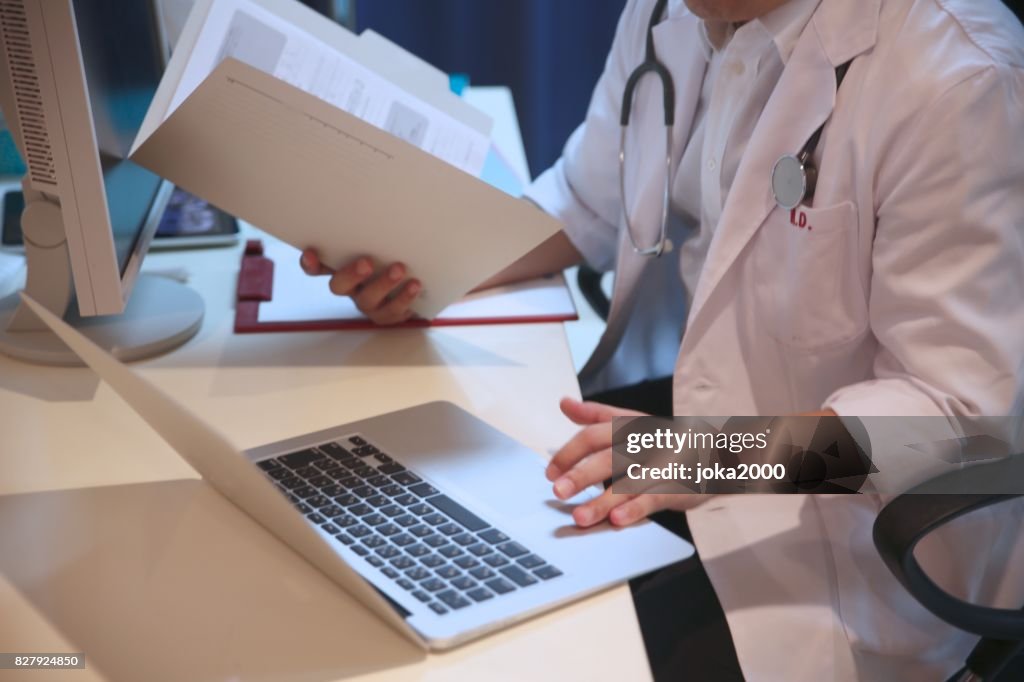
[{"x1": 128, "y1": 57, "x2": 561, "y2": 320}]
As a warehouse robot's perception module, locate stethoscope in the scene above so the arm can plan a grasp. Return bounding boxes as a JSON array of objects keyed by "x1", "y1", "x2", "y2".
[{"x1": 619, "y1": 0, "x2": 852, "y2": 257}]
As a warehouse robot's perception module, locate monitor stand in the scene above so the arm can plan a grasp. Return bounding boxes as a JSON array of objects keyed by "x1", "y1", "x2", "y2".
[{"x1": 0, "y1": 189, "x2": 204, "y2": 366}]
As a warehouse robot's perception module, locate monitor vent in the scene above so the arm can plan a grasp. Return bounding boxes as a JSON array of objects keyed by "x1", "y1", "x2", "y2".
[{"x1": 0, "y1": 0, "x2": 56, "y2": 187}]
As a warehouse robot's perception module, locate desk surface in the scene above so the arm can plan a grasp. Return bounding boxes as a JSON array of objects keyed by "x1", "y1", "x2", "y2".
[{"x1": 0, "y1": 90, "x2": 651, "y2": 681}]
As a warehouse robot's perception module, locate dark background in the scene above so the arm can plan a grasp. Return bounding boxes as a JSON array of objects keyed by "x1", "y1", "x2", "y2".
[{"x1": 351, "y1": 1, "x2": 626, "y2": 179}]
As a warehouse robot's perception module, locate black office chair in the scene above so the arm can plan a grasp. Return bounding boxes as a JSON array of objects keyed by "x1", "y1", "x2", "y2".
[{"x1": 873, "y1": 455, "x2": 1024, "y2": 681}]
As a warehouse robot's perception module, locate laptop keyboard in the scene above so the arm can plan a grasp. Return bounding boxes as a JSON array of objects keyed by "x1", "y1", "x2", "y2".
[{"x1": 257, "y1": 435, "x2": 563, "y2": 615}]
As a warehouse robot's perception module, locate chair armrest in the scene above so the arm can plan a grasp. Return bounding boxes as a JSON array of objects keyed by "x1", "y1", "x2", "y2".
[{"x1": 873, "y1": 456, "x2": 1024, "y2": 640}]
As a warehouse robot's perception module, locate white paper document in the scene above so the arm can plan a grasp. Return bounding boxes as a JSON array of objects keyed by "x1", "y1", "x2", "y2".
[
  {"x1": 257, "y1": 240, "x2": 576, "y2": 324},
  {"x1": 129, "y1": 0, "x2": 562, "y2": 320},
  {"x1": 155, "y1": 0, "x2": 489, "y2": 175}
]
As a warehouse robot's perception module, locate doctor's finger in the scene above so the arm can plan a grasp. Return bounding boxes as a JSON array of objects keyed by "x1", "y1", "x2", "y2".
[
  {"x1": 367, "y1": 279, "x2": 421, "y2": 326},
  {"x1": 571, "y1": 487, "x2": 636, "y2": 528},
  {"x1": 351, "y1": 263, "x2": 408, "y2": 312},
  {"x1": 300, "y1": 249, "x2": 332, "y2": 276},
  {"x1": 545, "y1": 422, "x2": 613, "y2": 481},
  {"x1": 552, "y1": 448, "x2": 611, "y2": 501},
  {"x1": 327, "y1": 257, "x2": 374, "y2": 296},
  {"x1": 559, "y1": 397, "x2": 643, "y2": 426}
]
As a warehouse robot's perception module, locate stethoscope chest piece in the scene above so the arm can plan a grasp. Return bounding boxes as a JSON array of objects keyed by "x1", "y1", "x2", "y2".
[{"x1": 771, "y1": 153, "x2": 815, "y2": 211}]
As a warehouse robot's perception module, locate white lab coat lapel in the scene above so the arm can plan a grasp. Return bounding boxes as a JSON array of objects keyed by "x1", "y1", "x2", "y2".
[
  {"x1": 580, "y1": 12, "x2": 707, "y2": 382},
  {"x1": 684, "y1": 24, "x2": 838, "y2": 328},
  {"x1": 685, "y1": 0, "x2": 881, "y2": 332}
]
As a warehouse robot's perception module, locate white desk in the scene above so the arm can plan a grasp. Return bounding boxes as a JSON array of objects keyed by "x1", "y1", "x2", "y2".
[{"x1": 0, "y1": 89, "x2": 651, "y2": 681}]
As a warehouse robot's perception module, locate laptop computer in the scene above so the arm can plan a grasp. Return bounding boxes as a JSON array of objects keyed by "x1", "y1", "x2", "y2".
[{"x1": 22, "y1": 292, "x2": 693, "y2": 649}]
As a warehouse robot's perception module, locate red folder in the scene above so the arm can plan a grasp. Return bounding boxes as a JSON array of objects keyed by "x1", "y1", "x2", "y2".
[{"x1": 234, "y1": 240, "x2": 578, "y2": 333}]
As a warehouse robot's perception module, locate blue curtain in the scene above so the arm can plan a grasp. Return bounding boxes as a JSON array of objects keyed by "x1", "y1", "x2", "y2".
[{"x1": 355, "y1": 1, "x2": 626, "y2": 179}]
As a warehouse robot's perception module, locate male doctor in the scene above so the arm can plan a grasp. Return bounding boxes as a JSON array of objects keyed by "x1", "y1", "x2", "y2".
[{"x1": 303, "y1": 0, "x2": 1024, "y2": 677}]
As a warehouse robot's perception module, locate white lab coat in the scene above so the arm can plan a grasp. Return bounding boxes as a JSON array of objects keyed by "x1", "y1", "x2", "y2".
[{"x1": 526, "y1": 0, "x2": 1024, "y2": 679}]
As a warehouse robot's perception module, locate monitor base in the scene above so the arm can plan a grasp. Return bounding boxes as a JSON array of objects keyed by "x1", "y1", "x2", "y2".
[{"x1": 0, "y1": 274, "x2": 204, "y2": 366}]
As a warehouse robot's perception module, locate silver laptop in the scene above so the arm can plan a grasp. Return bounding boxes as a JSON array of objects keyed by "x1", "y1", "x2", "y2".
[{"x1": 24, "y1": 293, "x2": 693, "y2": 650}]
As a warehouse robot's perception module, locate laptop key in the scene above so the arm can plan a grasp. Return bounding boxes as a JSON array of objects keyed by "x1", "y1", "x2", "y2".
[
  {"x1": 429, "y1": 603, "x2": 448, "y2": 615},
  {"x1": 351, "y1": 545, "x2": 369, "y2": 556},
  {"x1": 497, "y1": 542, "x2": 529, "y2": 558},
  {"x1": 380, "y1": 484, "x2": 404, "y2": 497},
  {"x1": 435, "y1": 565, "x2": 460, "y2": 580},
  {"x1": 381, "y1": 566, "x2": 399, "y2": 579},
  {"x1": 362, "y1": 536, "x2": 386, "y2": 549},
  {"x1": 348, "y1": 525, "x2": 372, "y2": 538},
  {"x1": 454, "y1": 556, "x2": 480, "y2": 570},
  {"x1": 406, "y1": 544, "x2": 430, "y2": 558},
  {"x1": 438, "y1": 545, "x2": 463, "y2": 559},
  {"x1": 366, "y1": 556, "x2": 384, "y2": 567},
  {"x1": 394, "y1": 493, "x2": 418, "y2": 506},
  {"x1": 438, "y1": 590, "x2": 471, "y2": 610},
  {"x1": 363, "y1": 513, "x2": 386, "y2": 526},
  {"x1": 335, "y1": 494, "x2": 360, "y2": 507},
  {"x1": 366, "y1": 495, "x2": 390, "y2": 508},
  {"x1": 257, "y1": 459, "x2": 280, "y2": 471},
  {"x1": 412, "y1": 590, "x2": 431, "y2": 603},
  {"x1": 478, "y1": 528, "x2": 510, "y2": 545},
  {"x1": 376, "y1": 523, "x2": 400, "y2": 537},
  {"x1": 376, "y1": 545, "x2": 400, "y2": 559},
  {"x1": 380, "y1": 505, "x2": 403, "y2": 518},
  {"x1": 333, "y1": 533, "x2": 354, "y2": 546},
  {"x1": 452, "y1": 533, "x2": 476, "y2": 547},
  {"x1": 296, "y1": 503, "x2": 312, "y2": 514},
  {"x1": 309, "y1": 475, "x2": 333, "y2": 488},
  {"x1": 374, "y1": 453, "x2": 394, "y2": 464},
  {"x1": 427, "y1": 494, "x2": 489, "y2": 532},
  {"x1": 423, "y1": 513, "x2": 447, "y2": 526},
  {"x1": 378, "y1": 462, "x2": 405, "y2": 474},
  {"x1": 395, "y1": 515, "x2": 418, "y2": 528},
  {"x1": 294, "y1": 486, "x2": 318, "y2": 499},
  {"x1": 366, "y1": 475, "x2": 390, "y2": 487},
  {"x1": 534, "y1": 565, "x2": 563, "y2": 580},
  {"x1": 421, "y1": 554, "x2": 445, "y2": 568},
  {"x1": 391, "y1": 555, "x2": 414, "y2": 569},
  {"x1": 320, "y1": 505, "x2": 344, "y2": 518},
  {"x1": 424, "y1": 535, "x2": 449, "y2": 548},
  {"x1": 331, "y1": 514, "x2": 358, "y2": 528},
  {"x1": 392, "y1": 533, "x2": 415, "y2": 547},
  {"x1": 396, "y1": 578, "x2": 415, "y2": 591},
  {"x1": 348, "y1": 436, "x2": 367, "y2": 447},
  {"x1": 348, "y1": 504, "x2": 373, "y2": 516},
  {"x1": 469, "y1": 566, "x2": 495, "y2": 580},
  {"x1": 438, "y1": 523, "x2": 461, "y2": 536},
  {"x1": 354, "y1": 465, "x2": 376, "y2": 477},
  {"x1": 306, "y1": 513, "x2": 325, "y2": 524},
  {"x1": 352, "y1": 485, "x2": 375, "y2": 498},
  {"x1": 405, "y1": 566, "x2": 430, "y2": 581},
  {"x1": 421, "y1": 577, "x2": 446, "y2": 592},
  {"x1": 392, "y1": 471, "x2": 423, "y2": 486},
  {"x1": 484, "y1": 554, "x2": 510, "y2": 568},
  {"x1": 307, "y1": 495, "x2": 331, "y2": 507},
  {"x1": 280, "y1": 449, "x2": 322, "y2": 469},
  {"x1": 295, "y1": 466, "x2": 320, "y2": 479},
  {"x1": 468, "y1": 587, "x2": 494, "y2": 602},
  {"x1": 319, "y1": 442, "x2": 351, "y2": 458},
  {"x1": 485, "y1": 577, "x2": 517, "y2": 595},
  {"x1": 451, "y1": 576, "x2": 476, "y2": 591},
  {"x1": 322, "y1": 484, "x2": 343, "y2": 497},
  {"x1": 267, "y1": 467, "x2": 291, "y2": 480},
  {"x1": 500, "y1": 565, "x2": 538, "y2": 587},
  {"x1": 279, "y1": 476, "x2": 304, "y2": 490},
  {"x1": 518, "y1": 555, "x2": 545, "y2": 569},
  {"x1": 409, "y1": 483, "x2": 439, "y2": 498},
  {"x1": 352, "y1": 444, "x2": 379, "y2": 457},
  {"x1": 409, "y1": 525, "x2": 433, "y2": 538},
  {"x1": 467, "y1": 543, "x2": 493, "y2": 557},
  {"x1": 408, "y1": 503, "x2": 432, "y2": 516}
]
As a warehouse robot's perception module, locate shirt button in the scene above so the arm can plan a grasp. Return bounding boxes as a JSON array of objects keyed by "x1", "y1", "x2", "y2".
[{"x1": 707, "y1": 158, "x2": 716, "y2": 170}]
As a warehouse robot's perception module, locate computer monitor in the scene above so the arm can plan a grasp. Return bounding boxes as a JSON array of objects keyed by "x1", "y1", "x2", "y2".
[{"x1": 0, "y1": 0, "x2": 204, "y2": 365}]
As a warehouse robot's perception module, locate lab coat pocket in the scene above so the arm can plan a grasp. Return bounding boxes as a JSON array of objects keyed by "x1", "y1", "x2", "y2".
[{"x1": 753, "y1": 201, "x2": 868, "y2": 350}]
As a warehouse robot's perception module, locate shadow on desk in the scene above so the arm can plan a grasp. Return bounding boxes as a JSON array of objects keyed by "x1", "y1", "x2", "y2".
[
  {"x1": 0, "y1": 362, "x2": 100, "y2": 402},
  {"x1": 0, "y1": 479, "x2": 424, "y2": 682}
]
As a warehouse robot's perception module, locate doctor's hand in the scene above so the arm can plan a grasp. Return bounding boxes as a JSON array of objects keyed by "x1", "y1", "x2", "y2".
[
  {"x1": 547, "y1": 397, "x2": 713, "y2": 528},
  {"x1": 300, "y1": 249, "x2": 422, "y2": 325}
]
